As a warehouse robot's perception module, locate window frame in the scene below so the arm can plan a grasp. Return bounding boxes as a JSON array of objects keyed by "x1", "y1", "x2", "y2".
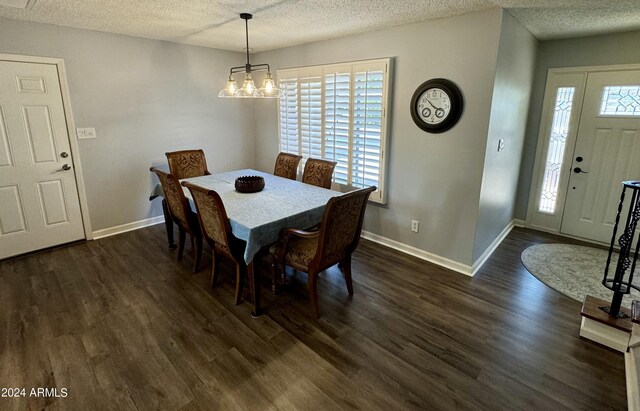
[{"x1": 276, "y1": 58, "x2": 392, "y2": 204}]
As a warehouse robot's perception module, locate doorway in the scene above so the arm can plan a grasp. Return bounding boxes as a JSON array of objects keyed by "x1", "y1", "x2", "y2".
[
  {"x1": 527, "y1": 65, "x2": 640, "y2": 244},
  {"x1": 0, "y1": 55, "x2": 91, "y2": 259}
]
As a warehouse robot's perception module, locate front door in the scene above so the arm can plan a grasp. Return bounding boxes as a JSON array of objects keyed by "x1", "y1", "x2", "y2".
[
  {"x1": 0, "y1": 60, "x2": 84, "y2": 259},
  {"x1": 560, "y1": 70, "x2": 640, "y2": 243}
]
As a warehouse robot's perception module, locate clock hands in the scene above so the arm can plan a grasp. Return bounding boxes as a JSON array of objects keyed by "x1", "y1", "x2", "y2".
[{"x1": 426, "y1": 99, "x2": 445, "y2": 119}]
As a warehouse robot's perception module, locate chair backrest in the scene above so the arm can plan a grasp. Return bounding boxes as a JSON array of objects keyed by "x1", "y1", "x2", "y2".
[
  {"x1": 150, "y1": 167, "x2": 191, "y2": 227},
  {"x1": 302, "y1": 158, "x2": 337, "y2": 189},
  {"x1": 314, "y1": 186, "x2": 376, "y2": 267},
  {"x1": 165, "y1": 149, "x2": 210, "y2": 179},
  {"x1": 274, "y1": 152, "x2": 302, "y2": 180},
  {"x1": 181, "y1": 181, "x2": 234, "y2": 253}
]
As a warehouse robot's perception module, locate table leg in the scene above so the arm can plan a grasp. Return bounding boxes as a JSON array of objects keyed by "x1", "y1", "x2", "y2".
[
  {"x1": 248, "y1": 260, "x2": 262, "y2": 317},
  {"x1": 162, "y1": 199, "x2": 177, "y2": 249}
]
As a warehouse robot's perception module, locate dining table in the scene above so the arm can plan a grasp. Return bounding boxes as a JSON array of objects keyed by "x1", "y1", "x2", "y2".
[{"x1": 151, "y1": 168, "x2": 343, "y2": 316}]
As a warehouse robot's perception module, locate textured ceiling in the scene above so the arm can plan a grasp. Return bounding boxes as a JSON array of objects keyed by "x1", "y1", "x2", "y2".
[{"x1": 0, "y1": 0, "x2": 639, "y2": 52}]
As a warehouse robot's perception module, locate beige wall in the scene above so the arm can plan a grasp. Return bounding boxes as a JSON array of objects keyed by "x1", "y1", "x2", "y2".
[
  {"x1": 0, "y1": 17, "x2": 254, "y2": 231},
  {"x1": 516, "y1": 30, "x2": 640, "y2": 220},
  {"x1": 253, "y1": 9, "x2": 504, "y2": 265},
  {"x1": 473, "y1": 12, "x2": 537, "y2": 262}
]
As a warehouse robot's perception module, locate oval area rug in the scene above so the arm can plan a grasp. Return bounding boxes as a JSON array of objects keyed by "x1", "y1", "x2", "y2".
[{"x1": 521, "y1": 243, "x2": 640, "y2": 309}]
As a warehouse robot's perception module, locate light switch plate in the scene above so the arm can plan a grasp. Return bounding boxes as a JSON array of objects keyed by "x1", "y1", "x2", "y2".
[{"x1": 77, "y1": 127, "x2": 97, "y2": 139}]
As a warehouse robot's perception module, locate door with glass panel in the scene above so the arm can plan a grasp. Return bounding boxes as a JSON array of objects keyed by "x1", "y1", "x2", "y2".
[{"x1": 560, "y1": 70, "x2": 640, "y2": 242}]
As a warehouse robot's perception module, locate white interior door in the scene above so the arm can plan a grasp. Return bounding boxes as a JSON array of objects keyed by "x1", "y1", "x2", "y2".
[
  {"x1": 0, "y1": 60, "x2": 84, "y2": 259},
  {"x1": 561, "y1": 70, "x2": 640, "y2": 243}
]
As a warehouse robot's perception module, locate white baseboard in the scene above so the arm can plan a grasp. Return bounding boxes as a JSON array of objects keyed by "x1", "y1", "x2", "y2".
[
  {"x1": 92, "y1": 216, "x2": 165, "y2": 240},
  {"x1": 360, "y1": 230, "x2": 474, "y2": 276},
  {"x1": 513, "y1": 218, "x2": 525, "y2": 227},
  {"x1": 626, "y1": 348, "x2": 640, "y2": 411},
  {"x1": 362, "y1": 219, "x2": 518, "y2": 277},
  {"x1": 470, "y1": 220, "x2": 516, "y2": 276}
]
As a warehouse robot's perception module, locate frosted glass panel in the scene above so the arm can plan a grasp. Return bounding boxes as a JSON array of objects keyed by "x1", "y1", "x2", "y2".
[
  {"x1": 599, "y1": 86, "x2": 640, "y2": 116},
  {"x1": 539, "y1": 87, "x2": 575, "y2": 214}
]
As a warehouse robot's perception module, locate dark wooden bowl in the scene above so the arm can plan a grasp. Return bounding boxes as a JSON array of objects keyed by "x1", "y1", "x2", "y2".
[{"x1": 235, "y1": 175, "x2": 265, "y2": 193}]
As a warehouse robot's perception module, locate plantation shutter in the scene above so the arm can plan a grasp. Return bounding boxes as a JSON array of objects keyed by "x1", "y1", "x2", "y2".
[
  {"x1": 324, "y1": 70, "x2": 351, "y2": 185},
  {"x1": 277, "y1": 58, "x2": 390, "y2": 203},
  {"x1": 299, "y1": 76, "x2": 323, "y2": 164},
  {"x1": 351, "y1": 66, "x2": 384, "y2": 189},
  {"x1": 279, "y1": 78, "x2": 299, "y2": 154}
]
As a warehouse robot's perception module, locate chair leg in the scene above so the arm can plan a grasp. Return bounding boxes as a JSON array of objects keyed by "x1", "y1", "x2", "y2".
[
  {"x1": 210, "y1": 251, "x2": 219, "y2": 288},
  {"x1": 342, "y1": 255, "x2": 354, "y2": 296},
  {"x1": 161, "y1": 199, "x2": 176, "y2": 249},
  {"x1": 270, "y1": 258, "x2": 278, "y2": 295},
  {"x1": 193, "y1": 235, "x2": 203, "y2": 273},
  {"x1": 177, "y1": 227, "x2": 186, "y2": 260},
  {"x1": 234, "y1": 264, "x2": 245, "y2": 305},
  {"x1": 309, "y1": 271, "x2": 320, "y2": 318}
]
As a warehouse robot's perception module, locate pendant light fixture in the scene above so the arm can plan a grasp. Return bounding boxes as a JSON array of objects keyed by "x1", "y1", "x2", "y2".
[{"x1": 218, "y1": 13, "x2": 282, "y2": 99}]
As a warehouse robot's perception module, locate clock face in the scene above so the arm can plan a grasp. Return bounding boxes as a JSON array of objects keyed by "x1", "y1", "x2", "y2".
[
  {"x1": 410, "y1": 78, "x2": 463, "y2": 133},
  {"x1": 417, "y1": 87, "x2": 451, "y2": 125}
]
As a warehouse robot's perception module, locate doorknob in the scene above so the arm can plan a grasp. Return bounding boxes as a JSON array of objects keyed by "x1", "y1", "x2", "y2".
[
  {"x1": 60, "y1": 164, "x2": 72, "y2": 171},
  {"x1": 573, "y1": 167, "x2": 587, "y2": 174}
]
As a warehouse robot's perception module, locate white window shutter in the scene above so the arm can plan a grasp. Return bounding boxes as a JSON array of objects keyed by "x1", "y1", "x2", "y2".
[
  {"x1": 278, "y1": 78, "x2": 299, "y2": 155},
  {"x1": 277, "y1": 59, "x2": 390, "y2": 203},
  {"x1": 352, "y1": 69, "x2": 384, "y2": 191},
  {"x1": 324, "y1": 71, "x2": 351, "y2": 185},
  {"x1": 299, "y1": 76, "x2": 323, "y2": 165}
]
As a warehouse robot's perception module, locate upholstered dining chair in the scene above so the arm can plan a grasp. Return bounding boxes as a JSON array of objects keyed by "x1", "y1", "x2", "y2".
[
  {"x1": 302, "y1": 158, "x2": 338, "y2": 189},
  {"x1": 165, "y1": 149, "x2": 211, "y2": 179},
  {"x1": 270, "y1": 185, "x2": 376, "y2": 318},
  {"x1": 181, "y1": 181, "x2": 248, "y2": 305},
  {"x1": 150, "y1": 167, "x2": 202, "y2": 272},
  {"x1": 273, "y1": 152, "x2": 302, "y2": 180}
]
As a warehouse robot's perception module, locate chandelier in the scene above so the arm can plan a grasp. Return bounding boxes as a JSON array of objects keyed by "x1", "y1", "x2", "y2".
[{"x1": 218, "y1": 13, "x2": 282, "y2": 98}]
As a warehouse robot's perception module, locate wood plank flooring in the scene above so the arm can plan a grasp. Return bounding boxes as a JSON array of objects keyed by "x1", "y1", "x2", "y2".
[{"x1": 0, "y1": 226, "x2": 627, "y2": 410}]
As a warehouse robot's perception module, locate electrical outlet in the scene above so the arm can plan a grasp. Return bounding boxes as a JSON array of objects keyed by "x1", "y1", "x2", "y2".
[
  {"x1": 497, "y1": 139, "x2": 505, "y2": 152},
  {"x1": 411, "y1": 220, "x2": 419, "y2": 233},
  {"x1": 77, "y1": 127, "x2": 97, "y2": 139}
]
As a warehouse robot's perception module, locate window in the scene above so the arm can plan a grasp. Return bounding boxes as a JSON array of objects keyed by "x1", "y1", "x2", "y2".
[
  {"x1": 277, "y1": 59, "x2": 391, "y2": 203},
  {"x1": 599, "y1": 85, "x2": 640, "y2": 116},
  {"x1": 538, "y1": 86, "x2": 575, "y2": 214}
]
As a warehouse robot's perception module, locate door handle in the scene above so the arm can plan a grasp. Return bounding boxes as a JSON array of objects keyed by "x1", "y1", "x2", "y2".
[
  {"x1": 58, "y1": 164, "x2": 72, "y2": 171},
  {"x1": 573, "y1": 167, "x2": 587, "y2": 174}
]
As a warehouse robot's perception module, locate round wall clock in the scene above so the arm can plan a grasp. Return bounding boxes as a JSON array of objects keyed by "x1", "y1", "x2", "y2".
[{"x1": 410, "y1": 78, "x2": 463, "y2": 133}]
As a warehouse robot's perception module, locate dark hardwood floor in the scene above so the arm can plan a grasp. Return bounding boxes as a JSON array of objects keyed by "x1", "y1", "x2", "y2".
[{"x1": 0, "y1": 226, "x2": 627, "y2": 410}]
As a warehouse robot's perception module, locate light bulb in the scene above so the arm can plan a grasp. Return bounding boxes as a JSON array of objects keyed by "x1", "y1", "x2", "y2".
[
  {"x1": 218, "y1": 75, "x2": 238, "y2": 97},
  {"x1": 242, "y1": 73, "x2": 255, "y2": 95},
  {"x1": 228, "y1": 78, "x2": 236, "y2": 94},
  {"x1": 260, "y1": 72, "x2": 279, "y2": 97},
  {"x1": 264, "y1": 77, "x2": 274, "y2": 93}
]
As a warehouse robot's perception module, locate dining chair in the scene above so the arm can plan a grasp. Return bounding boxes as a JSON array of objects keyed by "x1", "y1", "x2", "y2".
[
  {"x1": 270, "y1": 185, "x2": 376, "y2": 318},
  {"x1": 302, "y1": 158, "x2": 338, "y2": 189},
  {"x1": 150, "y1": 167, "x2": 202, "y2": 272},
  {"x1": 273, "y1": 152, "x2": 303, "y2": 180},
  {"x1": 181, "y1": 181, "x2": 248, "y2": 305},
  {"x1": 165, "y1": 149, "x2": 211, "y2": 179}
]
